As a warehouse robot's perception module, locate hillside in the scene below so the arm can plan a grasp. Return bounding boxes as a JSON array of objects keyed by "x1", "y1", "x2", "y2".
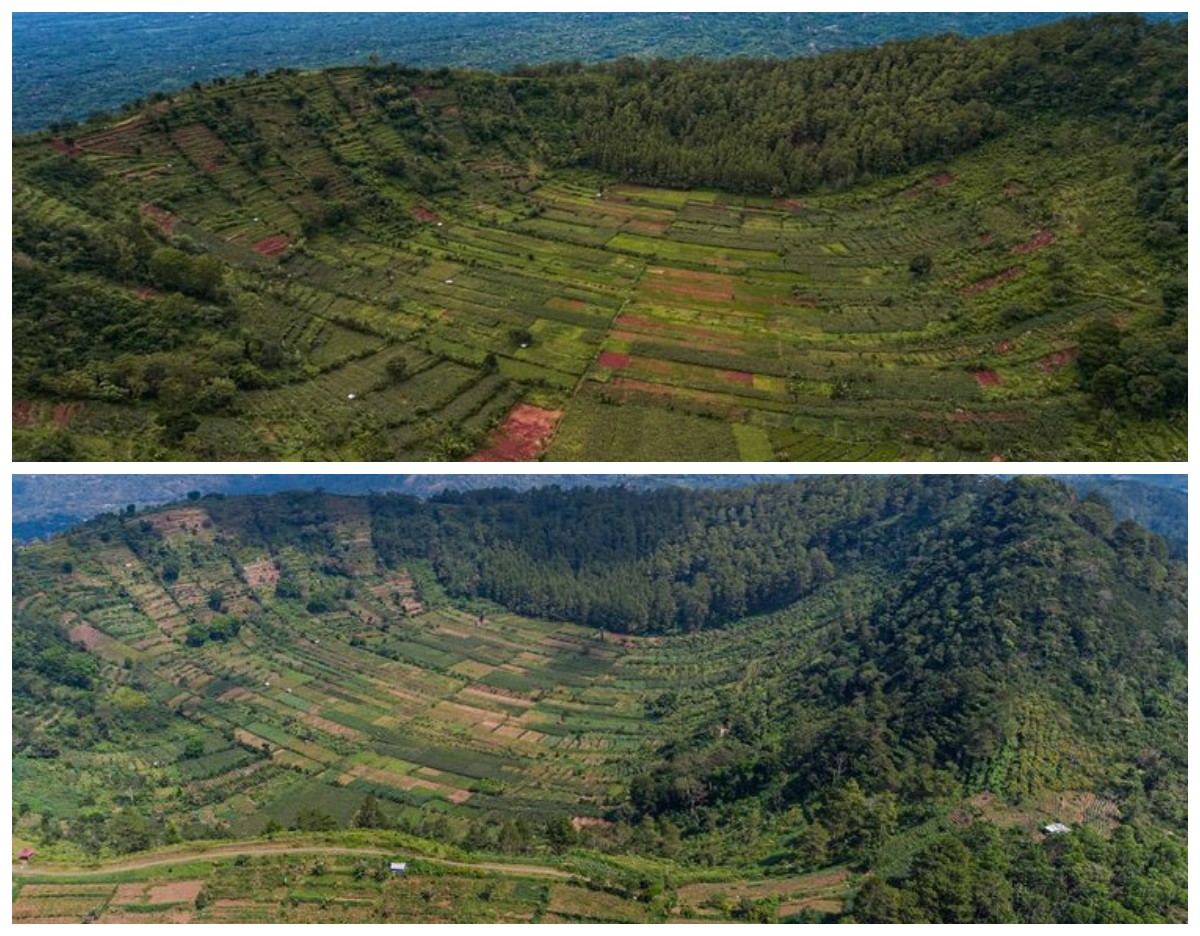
[
  {"x1": 12, "y1": 477, "x2": 1187, "y2": 922},
  {"x1": 11, "y1": 473, "x2": 783, "y2": 542},
  {"x1": 14, "y1": 13, "x2": 1124, "y2": 134},
  {"x1": 12, "y1": 15, "x2": 1187, "y2": 462}
]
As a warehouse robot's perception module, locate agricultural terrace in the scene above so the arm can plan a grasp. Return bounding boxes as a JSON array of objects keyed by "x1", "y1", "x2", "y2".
[
  {"x1": 11, "y1": 845, "x2": 854, "y2": 923},
  {"x1": 12, "y1": 494, "x2": 843, "y2": 844},
  {"x1": 11, "y1": 62, "x2": 1184, "y2": 461}
]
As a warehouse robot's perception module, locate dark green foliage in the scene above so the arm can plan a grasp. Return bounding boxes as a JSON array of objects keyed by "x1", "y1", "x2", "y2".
[
  {"x1": 850, "y1": 822, "x2": 1187, "y2": 923},
  {"x1": 352, "y1": 793, "x2": 389, "y2": 829}
]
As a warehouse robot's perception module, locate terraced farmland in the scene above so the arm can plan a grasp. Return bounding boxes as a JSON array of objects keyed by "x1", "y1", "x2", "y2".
[
  {"x1": 11, "y1": 846, "x2": 855, "y2": 923},
  {"x1": 12, "y1": 36, "x2": 1186, "y2": 461},
  {"x1": 12, "y1": 493, "x2": 844, "y2": 838}
]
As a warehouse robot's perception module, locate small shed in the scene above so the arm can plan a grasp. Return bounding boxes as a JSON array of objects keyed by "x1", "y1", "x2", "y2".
[
  {"x1": 389, "y1": 861, "x2": 408, "y2": 875},
  {"x1": 1042, "y1": 822, "x2": 1071, "y2": 835},
  {"x1": 18, "y1": 847, "x2": 35, "y2": 862}
]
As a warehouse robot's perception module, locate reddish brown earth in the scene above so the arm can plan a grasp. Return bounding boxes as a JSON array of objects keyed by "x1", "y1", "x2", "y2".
[
  {"x1": 596, "y1": 351, "x2": 631, "y2": 369},
  {"x1": 635, "y1": 358, "x2": 674, "y2": 375},
  {"x1": 995, "y1": 340, "x2": 1015, "y2": 354},
  {"x1": 950, "y1": 410, "x2": 1025, "y2": 423},
  {"x1": 52, "y1": 402, "x2": 83, "y2": 430},
  {"x1": 980, "y1": 232, "x2": 995, "y2": 245},
  {"x1": 1012, "y1": 229, "x2": 1056, "y2": 254},
  {"x1": 135, "y1": 287, "x2": 160, "y2": 301},
  {"x1": 721, "y1": 370, "x2": 754, "y2": 385},
  {"x1": 12, "y1": 401, "x2": 34, "y2": 428},
  {"x1": 992, "y1": 454, "x2": 1006, "y2": 462},
  {"x1": 67, "y1": 622, "x2": 103, "y2": 651},
  {"x1": 411, "y1": 206, "x2": 441, "y2": 223},
  {"x1": 413, "y1": 86, "x2": 437, "y2": 99},
  {"x1": 47, "y1": 138, "x2": 81, "y2": 156},
  {"x1": 931, "y1": 173, "x2": 955, "y2": 187},
  {"x1": 961, "y1": 267, "x2": 1023, "y2": 295},
  {"x1": 1037, "y1": 348, "x2": 1077, "y2": 372},
  {"x1": 140, "y1": 203, "x2": 178, "y2": 235},
  {"x1": 774, "y1": 198, "x2": 807, "y2": 211},
  {"x1": 971, "y1": 369, "x2": 1002, "y2": 387},
  {"x1": 251, "y1": 234, "x2": 290, "y2": 257},
  {"x1": 646, "y1": 281, "x2": 735, "y2": 302},
  {"x1": 466, "y1": 404, "x2": 563, "y2": 462}
]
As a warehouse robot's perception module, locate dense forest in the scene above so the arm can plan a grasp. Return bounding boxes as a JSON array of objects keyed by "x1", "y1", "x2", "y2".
[
  {"x1": 14, "y1": 13, "x2": 1136, "y2": 133},
  {"x1": 12, "y1": 477, "x2": 1187, "y2": 921},
  {"x1": 12, "y1": 14, "x2": 1187, "y2": 461}
]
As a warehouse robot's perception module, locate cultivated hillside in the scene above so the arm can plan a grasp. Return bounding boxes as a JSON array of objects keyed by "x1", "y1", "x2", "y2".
[
  {"x1": 12, "y1": 477, "x2": 1187, "y2": 921},
  {"x1": 12, "y1": 15, "x2": 1186, "y2": 461}
]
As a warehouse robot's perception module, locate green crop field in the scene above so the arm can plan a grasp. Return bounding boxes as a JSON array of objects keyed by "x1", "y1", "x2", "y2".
[
  {"x1": 11, "y1": 494, "x2": 849, "y2": 843},
  {"x1": 11, "y1": 16, "x2": 1187, "y2": 461}
]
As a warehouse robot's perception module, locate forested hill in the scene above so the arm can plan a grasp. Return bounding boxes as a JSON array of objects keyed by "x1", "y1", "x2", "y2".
[
  {"x1": 12, "y1": 476, "x2": 1186, "y2": 921},
  {"x1": 17, "y1": 12, "x2": 1174, "y2": 134}
]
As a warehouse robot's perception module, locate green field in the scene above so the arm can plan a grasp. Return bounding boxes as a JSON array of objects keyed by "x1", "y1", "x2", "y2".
[
  {"x1": 11, "y1": 33, "x2": 1186, "y2": 461},
  {"x1": 11, "y1": 494, "x2": 849, "y2": 840}
]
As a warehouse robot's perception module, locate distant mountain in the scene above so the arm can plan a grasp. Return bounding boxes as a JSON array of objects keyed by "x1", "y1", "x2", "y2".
[{"x1": 1056, "y1": 475, "x2": 1187, "y2": 552}]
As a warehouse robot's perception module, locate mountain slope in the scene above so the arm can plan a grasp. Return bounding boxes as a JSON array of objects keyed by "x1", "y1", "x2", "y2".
[
  {"x1": 11, "y1": 477, "x2": 1186, "y2": 921},
  {"x1": 12, "y1": 15, "x2": 1186, "y2": 461}
]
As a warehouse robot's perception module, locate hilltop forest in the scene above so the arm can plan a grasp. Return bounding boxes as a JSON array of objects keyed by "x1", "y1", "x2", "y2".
[
  {"x1": 12, "y1": 14, "x2": 1187, "y2": 461},
  {"x1": 12, "y1": 477, "x2": 1188, "y2": 922}
]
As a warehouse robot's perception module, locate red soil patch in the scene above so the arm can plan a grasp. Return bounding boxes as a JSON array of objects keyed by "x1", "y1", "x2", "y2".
[
  {"x1": 68, "y1": 622, "x2": 104, "y2": 651},
  {"x1": 616, "y1": 315, "x2": 739, "y2": 350},
  {"x1": 146, "y1": 880, "x2": 204, "y2": 904},
  {"x1": 652, "y1": 266, "x2": 735, "y2": 286},
  {"x1": 774, "y1": 198, "x2": 807, "y2": 211},
  {"x1": 625, "y1": 220, "x2": 669, "y2": 235},
  {"x1": 411, "y1": 206, "x2": 441, "y2": 223},
  {"x1": 413, "y1": 86, "x2": 437, "y2": 99},
  {"x1": 53, "y1": 402, "x2": 83, "y2": 430},
  {"x1": 1005, "y1": 182, "x2": 1026, "y2": 197},
  {"x1": 1012, "y1": 229, "x2": 1055, "y2": 254},
  {"x1": 597, "y1": 351, "x2": 631, "y2": 369},
  {"x1": 980, "y1": 232, "x2": 995, "y2": 245},
  {"x1": 12, "y1": 401, "x2": 34, "y2": 428},
  {"x1": 1037, "y1": 347, "x2": 1077, "y2": 373},
  {"x1": 931, "y1": 173, "x2": 955, "y2": 187},
  {"x1": 47, "y1": 138, "x2": 81, "y2": 156},
  {"x1": 992, "y1": 454, "x2": 1005, "y2": 462},
  {"x1": 140, "y1": 203, "x2": 178, "y2": 235},
  {"x1": 950, "y1": 410, "x2": 1025, "y2": 423},
  {"x1": 961, "y1": 267, "x2": 1023, "y2": 296},
  {"x1": 611, "y1": 376, "x2": 674, "y2": 397},
  {"x1": 466, "y1": 403, "x2": 563, "y2": 462},
  {"x1": 721, "y1": 370, "x2": 754, "y2": 385},
  {"x1": 995, "y1": 340, "x2": 1015, "y2": 354},
  {"x1": 251, "y1": 234, "x2": 290, "y2": 257},
  {"x1": 648, "y1": 281, "x2": 735, "y2": 302},
  {"x1": 971, "y1": 369, "x2": 1002, "y2": 387},
  {"x1": 568, "y1": 298, "x2": 586, "y2": 310},
  {"x1": 135, "y1": 287, "x2": 160, "y2": 301}
]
